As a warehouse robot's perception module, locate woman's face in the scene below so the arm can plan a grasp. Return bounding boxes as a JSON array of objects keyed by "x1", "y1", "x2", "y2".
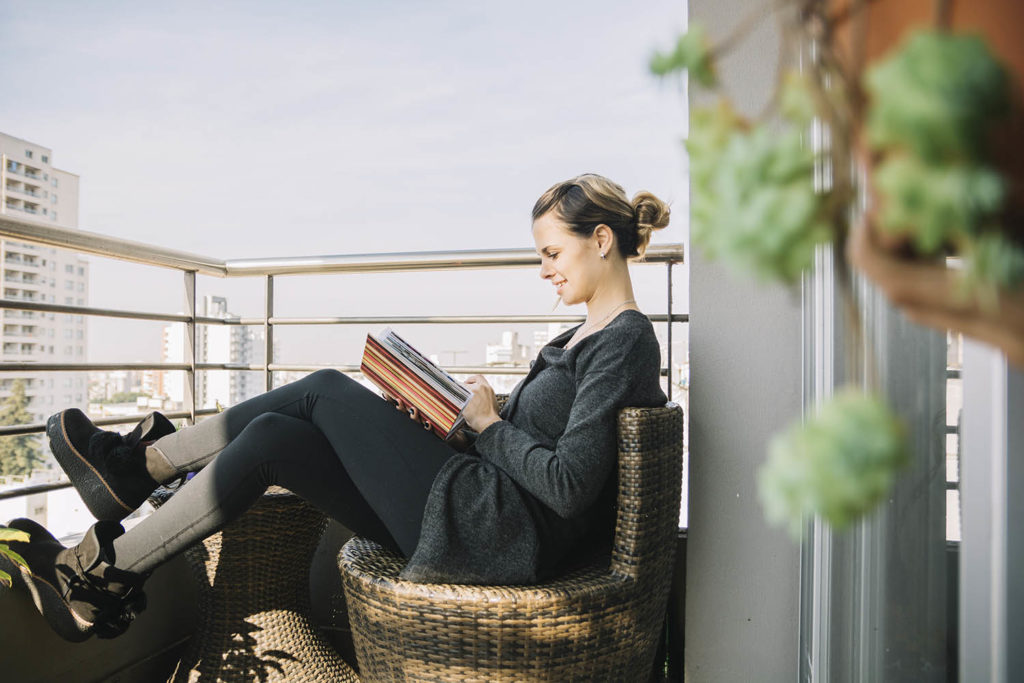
[{"x1": 532, "y1": 211, "x2": 604, "y2": 306}]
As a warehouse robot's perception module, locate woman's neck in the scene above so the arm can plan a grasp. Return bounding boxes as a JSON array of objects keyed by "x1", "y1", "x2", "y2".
[
  {"x1": 584, "y1": 269, "x2": 637, "y2": 324},
  {"x1": 562, "y1": 270, "x2": 637, "y2": 349}
]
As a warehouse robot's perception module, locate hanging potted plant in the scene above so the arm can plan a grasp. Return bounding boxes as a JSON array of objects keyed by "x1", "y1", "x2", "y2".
[{"x1": 651, "y1": 0, "x2": 1024, "y2": 535}]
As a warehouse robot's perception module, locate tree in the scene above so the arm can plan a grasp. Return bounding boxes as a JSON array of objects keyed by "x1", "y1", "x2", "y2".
[{"x1": 0, "y1": 379, "x2": 44, "y2": 477}]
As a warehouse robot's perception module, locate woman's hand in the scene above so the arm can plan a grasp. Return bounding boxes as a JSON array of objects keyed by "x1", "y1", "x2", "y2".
[
  {"x1": 847, "y1": 215, "x2": 1024, "y2": 369},
  {"x1": 382, "y1": 391, "x2": 433, "y2": 431},
  {"x1": 462, "y1": 375, "x2": 502, "y2": 433}
]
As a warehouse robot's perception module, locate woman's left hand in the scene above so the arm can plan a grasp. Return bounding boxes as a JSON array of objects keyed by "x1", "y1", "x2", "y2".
[{"x1": 463, "y1": 375, "x2": 502, "y2": 432}]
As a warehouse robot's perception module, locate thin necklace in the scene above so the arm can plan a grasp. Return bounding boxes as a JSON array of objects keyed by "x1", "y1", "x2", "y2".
[{"x1": 571, "y1": 299, "x2": 636, "y2": 344}]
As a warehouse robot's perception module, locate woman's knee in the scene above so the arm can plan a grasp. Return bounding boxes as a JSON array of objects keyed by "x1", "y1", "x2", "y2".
[
  {"x1": 301, "y1": 368, "x2": 353, "y2": 393},
  {"x1": 236, "y1": 412, "x2": 303, "y2": 449}
]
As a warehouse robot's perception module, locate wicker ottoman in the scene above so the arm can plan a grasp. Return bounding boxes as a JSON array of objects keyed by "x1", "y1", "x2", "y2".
[{"x1": 150, "y1": 485, "x2": 359, "y2": 682}]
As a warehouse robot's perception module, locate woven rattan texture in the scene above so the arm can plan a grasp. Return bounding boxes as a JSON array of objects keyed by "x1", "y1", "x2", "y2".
[
  {"x1": 340, "y1": 403, "x2": 684, "y2": 682},
  {"x1": 151, "y1": 486, "x2": 359, "y2": 682}
]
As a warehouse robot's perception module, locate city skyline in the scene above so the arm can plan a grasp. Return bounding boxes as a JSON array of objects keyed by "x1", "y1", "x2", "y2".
[{"x1": 0, "y1": 1, "x2": 690, "y2": 368}]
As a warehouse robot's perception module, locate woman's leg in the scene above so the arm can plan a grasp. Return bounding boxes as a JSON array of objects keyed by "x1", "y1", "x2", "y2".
[
  {"x1": 2, "y1": 415, "x2": 394, "y2": 643},
  {"x1": 148, "y1": 369, "x2": 457, "y2": 554},
  {"x1": 114, "y1": 373, "x2": 458, "y2": 573},
  {"x1": 113, "y1": 413, "x2": 400, "y2": 574},
  {"x1": 12, "y1": 370, "x2": 456, "y2": 641},
  {"x1": 150, "y1": 369, "x2": 444, "y2": 475}
]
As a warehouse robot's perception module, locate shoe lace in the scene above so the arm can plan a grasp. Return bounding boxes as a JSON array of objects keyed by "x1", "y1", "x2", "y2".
[
  {"x1": 62, "y1": 554, "x2": 148, "y2": 639},
  {"x1": 93, "y1": 588, "x2": 147, "y2": 639}
]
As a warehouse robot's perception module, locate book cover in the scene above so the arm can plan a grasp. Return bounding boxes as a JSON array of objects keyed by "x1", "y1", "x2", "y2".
[{"x1": 360, "y1": 328, "x2": 471, "y2": 439}]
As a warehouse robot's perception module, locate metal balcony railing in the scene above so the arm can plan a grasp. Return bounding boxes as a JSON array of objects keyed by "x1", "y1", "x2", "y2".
[{"x1": 0, "y1": 212, "x2": 686, "y2": 502}]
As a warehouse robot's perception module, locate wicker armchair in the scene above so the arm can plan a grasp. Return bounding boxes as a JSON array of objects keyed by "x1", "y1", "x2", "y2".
[{"x1": 340, "y1": 402, "x2": 684, "y2": 682}]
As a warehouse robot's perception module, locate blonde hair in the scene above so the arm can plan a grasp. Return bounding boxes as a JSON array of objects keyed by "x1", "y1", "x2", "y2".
[{"x1": 532, "y1": 173, "x2": 670, "y2": 258}]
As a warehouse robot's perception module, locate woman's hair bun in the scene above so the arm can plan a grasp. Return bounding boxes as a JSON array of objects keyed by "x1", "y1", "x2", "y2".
[
  {"x1": 533, "y1": 173, "x2": 670, "y2": 259},
  {"x1": 631, "y1": 191, "x2": 671, "y2": 258}
]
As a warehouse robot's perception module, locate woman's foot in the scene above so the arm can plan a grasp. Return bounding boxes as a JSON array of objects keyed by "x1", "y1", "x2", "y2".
[
  {"x1": 0, "y1": 518, "x2": 147, "y2": 641},
  {"x1": 46, "y1": 409, "x2": 176, "y2": 521}
]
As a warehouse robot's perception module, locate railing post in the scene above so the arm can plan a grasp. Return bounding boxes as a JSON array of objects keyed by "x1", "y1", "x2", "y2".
[
  {"x1": 666, "y1": 261, "x2": 673, "y2": 401},
  {"x1": 960, "y1": 345, "x2": 1024, "y2": 682},
  {"x1": 264, "y1": 275, "x2": 273, "y2": 392},
  {"x1": 184, "y1": 271, "x2": 196, "y2": 425}
]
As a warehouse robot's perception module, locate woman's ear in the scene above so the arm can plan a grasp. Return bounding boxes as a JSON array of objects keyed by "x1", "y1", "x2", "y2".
[{"x1": 594, "y1": 224, "x2": 615, "y2": 257}]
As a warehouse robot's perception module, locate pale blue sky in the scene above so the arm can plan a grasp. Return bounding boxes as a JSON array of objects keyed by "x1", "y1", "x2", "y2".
[{"x1": 0, "y1": 0, "x2": 688, "y2": 365}]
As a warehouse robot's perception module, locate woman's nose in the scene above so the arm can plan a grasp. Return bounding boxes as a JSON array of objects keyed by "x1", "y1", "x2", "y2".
[{"x1": 539, "y1": 262, "x2": 553, "y2": 279}]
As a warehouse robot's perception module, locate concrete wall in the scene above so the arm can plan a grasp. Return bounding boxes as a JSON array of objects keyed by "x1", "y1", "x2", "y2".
[{"x1": 686, "y1": 1, "x2": 801, "y2": 680}]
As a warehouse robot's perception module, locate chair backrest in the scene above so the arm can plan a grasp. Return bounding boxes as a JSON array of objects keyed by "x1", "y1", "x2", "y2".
[
  {"x1": 610, "y1": 403, "x2": 684, "y2": 582},
  {"x1": 493, "y1": 395, "x2": 683, "y2": 582}
]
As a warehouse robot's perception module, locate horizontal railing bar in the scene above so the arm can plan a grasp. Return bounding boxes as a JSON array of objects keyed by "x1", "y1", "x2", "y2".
[
  {"x1": 0, "y1": 213, "x2": 226, "y2": 276},
  {"x1": 0, "y1": 359, "x2": 681, "y2": 374},
  {"x1": 0, "y1": 298, "x2": 199, "y2": 324},
  {"x1": 227, "y1": 313, "x2": 691, "y2": 326},
  {"x1": 0, "y1": 213, "x2": 684, "y2": 278},
  {"x1": 0, "y1": 408, "x2": 220, "y2": 438},
  {"x1": 0, "y1": 480, "x2": 74, "y2": 500},
  {"x1": 0, "y1": 305, "x2": 690, "y2": 327},
  {"x1": 226, "y1": 363, "x2": 534, "y2": 375},
  {"x1": 0, "y1": 362, "x2": 192, "y2": 372},
  {"x1": 257, "y1": 363, "x2": 672, "y2": 377},
  {"x1": 224, "y1": 244, "x2": 685, "y2": 276}
]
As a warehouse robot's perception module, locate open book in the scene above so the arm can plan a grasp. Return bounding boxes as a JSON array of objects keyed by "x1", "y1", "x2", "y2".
[{"x1": 360, "y1": 328, "x2": 471, "y2": 440}]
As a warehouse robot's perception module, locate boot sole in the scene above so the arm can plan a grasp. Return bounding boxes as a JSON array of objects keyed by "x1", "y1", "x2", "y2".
[
  {"x1": 0, "y1": 545, "x2": 94, "y2": 642},
  {"x1": 47, "y1": 411, "x2": 133, "y2": 522}
]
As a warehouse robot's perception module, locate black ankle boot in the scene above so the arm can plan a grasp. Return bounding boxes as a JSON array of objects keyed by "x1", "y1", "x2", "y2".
[
  {"x1": 47, "y1": 409, "x2": 176, "y2": 521},
  {"x1": 0, "y1": 518, "x2": 147, "y2": 642}
]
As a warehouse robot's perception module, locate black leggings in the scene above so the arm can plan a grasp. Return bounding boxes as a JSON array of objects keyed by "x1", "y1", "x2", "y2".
[{"x1": 111, "y1": 369, "x2": 456, "y2": 574}]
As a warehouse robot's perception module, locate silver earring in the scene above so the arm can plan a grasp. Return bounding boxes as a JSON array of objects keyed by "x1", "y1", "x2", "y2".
[{"x1": 600, "y1": 252, "x2": 606, "y2": 260}]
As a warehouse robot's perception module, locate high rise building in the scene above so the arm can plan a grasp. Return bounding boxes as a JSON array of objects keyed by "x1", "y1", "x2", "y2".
[
  {"x1": 160, "y1": 295, "x2": 264, "y2": 410},
  {"x1": 0, "y1": 133, "x2": 87, "y2": 429}
]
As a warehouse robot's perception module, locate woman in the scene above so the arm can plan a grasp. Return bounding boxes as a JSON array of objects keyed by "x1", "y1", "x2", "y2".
[{"x1": 1, "y1": 173, "x2": 670, "y2": 642}]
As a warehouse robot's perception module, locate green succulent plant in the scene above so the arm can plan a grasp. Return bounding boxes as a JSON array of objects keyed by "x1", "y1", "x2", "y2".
[
  {"x1": 649, "y1": 23, "x2": 717, "y2": 87},
  {"x1": 872, "y1": 153, "x2": 1006, "y2": 252},
  {"x1": 660, "y1": 39, "x2": 833, "y2": 284},
  {"x1": 865, "y1": 31, "x2": 1010, "y2": 163},
  {"x1": 758, "y1": 389, "x2": 909, "y2": 538},
  {"x1": 866, "y1": 30, "x2": 1024, "y2": 298}
]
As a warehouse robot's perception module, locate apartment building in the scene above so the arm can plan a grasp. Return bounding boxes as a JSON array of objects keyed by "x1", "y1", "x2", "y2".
[
  {"x1": 0, "y1": 132, "x2": 88, "y2": 428},
  {"x1": 161, "y1": 295, "x2": 264, "y2": 410}
]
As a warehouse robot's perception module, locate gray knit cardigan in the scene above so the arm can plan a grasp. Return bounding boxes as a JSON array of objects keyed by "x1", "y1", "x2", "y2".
[{"x1": 401, "y1": 309, "x2": 667, "y2": 584}]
